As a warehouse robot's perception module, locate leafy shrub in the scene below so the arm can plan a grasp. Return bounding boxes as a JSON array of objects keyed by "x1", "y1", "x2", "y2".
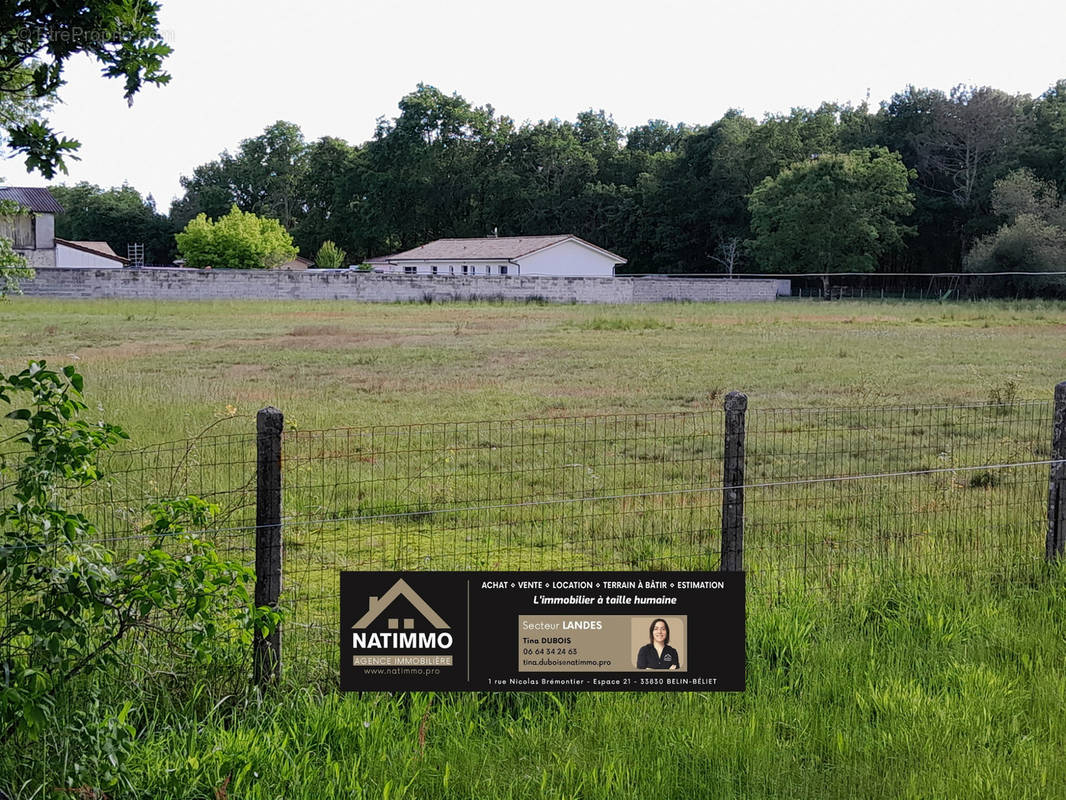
[
  {"x1": 175, "y1": 205, "x2": 297, "y2": 268},
  {"x1": 965, "y1": 169, "x2": 1066, "y2": 296},
  {"x1": 0, "y1": 362, "x2": 277, "y2": 770},
  {"x1": 315, "y1": 240, "x2": 347, "y2": 269},
  {"x1": 987, "y1": 378, "x2": 1018, "y2": 410}
]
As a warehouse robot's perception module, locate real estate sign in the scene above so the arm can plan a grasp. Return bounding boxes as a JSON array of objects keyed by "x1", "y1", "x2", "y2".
[{"x1": 340, "y1": 571, "x2": 744, "y2": 691}]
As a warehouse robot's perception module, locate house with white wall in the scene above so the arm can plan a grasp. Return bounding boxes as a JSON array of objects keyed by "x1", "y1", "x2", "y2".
[
  {"x1": 0, "y1": 186, "x2": 62, "y2": 267},
  {"x1": 364, "y1": 235, "x2": 625, "y2": 277},
  {"x1": 56, "y1": 239, "x2": 129, "y2": 267},
  {"x1": 0, "y1": 187, "x2": 135, "y2": 268}
]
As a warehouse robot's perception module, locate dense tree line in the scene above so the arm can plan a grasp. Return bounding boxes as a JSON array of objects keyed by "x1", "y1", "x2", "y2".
[
  {"x1": 55, "y1": 80, "x2": 1066, "y2": 274},
  {"x1": 50, "y1": 183, "x2": 175, "y2": 263}
]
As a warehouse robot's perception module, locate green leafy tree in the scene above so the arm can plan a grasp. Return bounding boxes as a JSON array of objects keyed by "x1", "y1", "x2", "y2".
[
  {"x1": 51, "y1": 182, "x2": 176, "y2": 263},
  {"x1": 168, "y1": 158, "x2": 237, "y2": 231},
  {"x1": 625, "y1": 119, "x2": 690, "y2": 155},
  {"x1": 877, "y1": 86, "x2": 965, "y2": 271},
  {"x1": 655, "y1": 111, "x2": 759, "y2": 271},
  {"x1": 507, "y1": 119, "x2": 598, "y2": 233},
  {"x1": 0, "y1": 363, "x2": 277, "y2": 762},
  {"x1": 164, "y1": 80, "x2": 1066, "y2": 275},
  {"x1": 1, "y1": 1, "x2": 172, "y2": 177},
  {"x1": 965, "y1": 169, "x2": 1066, "y2": 295},
  {"x1": 575, "y1": 109, "x2": 623, "y2": 172},
  {"x1": 748, "y1": 147, "x2": 915, "y2": 276},
  {"x1": 293, "y1": 136, "x2": 371, "y2": 260},
  {"x1": 171, "y1": 121, "x2": 309, "y2": 231},
  {"x1": 742, "y1": 104, "x2": 843, "y2": 179},
  {"x1": 366, "y1": 84, "x2": 505, "y2": 248},
  {"x1": 315, "y1": 240, "x2": 347, "y2": 269},
  {"x1": 175, "y1": 205, "x2": 298, "y2": 268},
  {"x1": 0, "y1": 64, "x2": 53, "y2": 152},
  {"x1": 1017, "y1": 81, "x2": 1066, "y2": 193}
]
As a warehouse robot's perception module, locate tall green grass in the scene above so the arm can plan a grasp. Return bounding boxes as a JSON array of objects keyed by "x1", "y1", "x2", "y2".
[
  {"x1": 3, "y1": 298, "x2": 1066, "y2": 797},
  {"x1": 6, "y1": 564, "x2": 1065, "y2": 798}
]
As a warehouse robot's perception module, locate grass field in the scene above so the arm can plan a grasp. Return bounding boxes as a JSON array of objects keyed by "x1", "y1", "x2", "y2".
[
  {"x1": 3, "y1": 297, "x2": 1064, "y2": 439},
  {"x1": 3, "y1": 296, "x2": 1066, "y2": 798}
]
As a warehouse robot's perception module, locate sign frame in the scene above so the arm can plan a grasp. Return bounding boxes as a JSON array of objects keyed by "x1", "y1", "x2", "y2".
[{"x1": 340, "y1": 571, "x2": 744, "y2": 691}]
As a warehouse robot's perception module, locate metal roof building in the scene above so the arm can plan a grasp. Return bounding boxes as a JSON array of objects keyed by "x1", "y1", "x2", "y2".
[{"x1": 0, "y1": 186, "x2": 64, "y2": 214}]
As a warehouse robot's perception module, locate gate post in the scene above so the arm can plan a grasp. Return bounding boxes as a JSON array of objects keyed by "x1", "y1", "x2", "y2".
[
  {"x1": 1047, "y1": 382, "x2": 1066, "y2": 561},
  {"x1": 254, "y1": 406, "x2": 284, "y2": 685},
  {"x1": 722, "y1": 392, "x2": 747, "y2": 572}
]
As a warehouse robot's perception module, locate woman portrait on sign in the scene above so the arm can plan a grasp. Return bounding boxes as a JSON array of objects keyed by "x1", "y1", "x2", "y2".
[{"x1": 636, "y1": 618, "x2": 679, "y2": 670}]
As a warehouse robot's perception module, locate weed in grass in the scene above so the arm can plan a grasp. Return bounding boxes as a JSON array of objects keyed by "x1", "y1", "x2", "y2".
[
  {"x1": 576, "y1": 316, "x2": 671, "y2": 331},
  {"x1": 988, "y1": 377, "x2": 1019, "y2": 412}
]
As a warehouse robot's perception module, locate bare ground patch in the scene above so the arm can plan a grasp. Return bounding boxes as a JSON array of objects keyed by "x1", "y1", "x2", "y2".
[
  {"x1": 74, "y1": 340, "x2": 195, "y2": 360},
  {"x1": 224, "y1": 363, "x2": 270, "y2": 381},
  {"x1": 242, "y1": 331, "x2": 409, "y2": 351},
  {"x1": 288, "y1": 325, "x2": 350, "y2": 337}
]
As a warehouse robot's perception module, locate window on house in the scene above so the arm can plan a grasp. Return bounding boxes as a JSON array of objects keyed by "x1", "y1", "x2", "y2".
[
  {"x1": 499, "y1": 265, "x2": 508, "y2": 276},
  {"x1": 404, "y1": 266, "x2": 417, "y2": 275},
  {"x1": 0, "y1": 214, "x2": 34, "y2": 249},
  {"x1": 450, "y1": 266, "x2": 455, "y2": 275},
  {"x1": 462, "y1": 265, "x2": 469, "y2": 275},
  {"x1": 431, "y1": 265, "x2": 438, "y2": 275}
]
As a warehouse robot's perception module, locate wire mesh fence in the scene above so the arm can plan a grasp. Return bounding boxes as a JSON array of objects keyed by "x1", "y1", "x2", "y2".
[
  {"x1": 4, "y1": 395, "x2": 1059, "y2": 682},
  {"x1": 282, "y1": 412, "x2": 725, "y2": 568},
  {"x1": 75, "y1": 430, "x2": 259, "y2": 556},
  {"x1": 743, "y1": 402, "x2": 1052, "y2": 601},
  {"x1": 276, "y1": 412, "x2": 727, "y2": 679}
]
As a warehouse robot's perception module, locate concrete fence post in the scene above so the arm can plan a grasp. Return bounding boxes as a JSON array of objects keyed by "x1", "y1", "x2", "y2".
[
  {"x1": 254, "y1": 406, "x2": 284, "y2": 686},
  {"x1": 1047, "y1": 382, "x2": 1066, "y2": 561},
  {"x1": 722, "y1": 392, "x2": 748, "y2": 572}
]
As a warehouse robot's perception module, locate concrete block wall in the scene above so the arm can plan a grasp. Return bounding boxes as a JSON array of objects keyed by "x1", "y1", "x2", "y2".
[
  {"x1": 20, "y1": 268, "x2": 779, "y2": 304},
  {"x1": 630, "y1": 277, "x2": 778, "y2": 303},
  {"x1": 17, "y1": 248, "x2": 56, "y2": 268}
]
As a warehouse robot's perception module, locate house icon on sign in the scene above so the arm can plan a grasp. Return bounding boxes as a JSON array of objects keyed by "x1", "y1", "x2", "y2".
[{"x1": 352, "y1": 578, "x2": 450, "y2": 630}]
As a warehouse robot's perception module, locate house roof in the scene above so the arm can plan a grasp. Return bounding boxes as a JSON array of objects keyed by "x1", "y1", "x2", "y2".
[
  {"x1": 55, "y1": 238, "x2": 129, "y2": 264},
  {"x1": 0, "y1": 187, "x2": 64, "y2": 214},
  {"x1": 366, "y1": 235, "x2": 625, "y2": 264}
]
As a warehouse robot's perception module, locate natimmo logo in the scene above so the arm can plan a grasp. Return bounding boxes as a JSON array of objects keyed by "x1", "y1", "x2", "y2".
[{"x1": 351, "y1": 578, "x2": 453, "y2": 650}]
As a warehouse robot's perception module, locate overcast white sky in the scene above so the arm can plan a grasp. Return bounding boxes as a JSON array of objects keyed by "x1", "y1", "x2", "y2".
[{"x1": 1, "y1": 0, "x2": 1063, "y2": 209}]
